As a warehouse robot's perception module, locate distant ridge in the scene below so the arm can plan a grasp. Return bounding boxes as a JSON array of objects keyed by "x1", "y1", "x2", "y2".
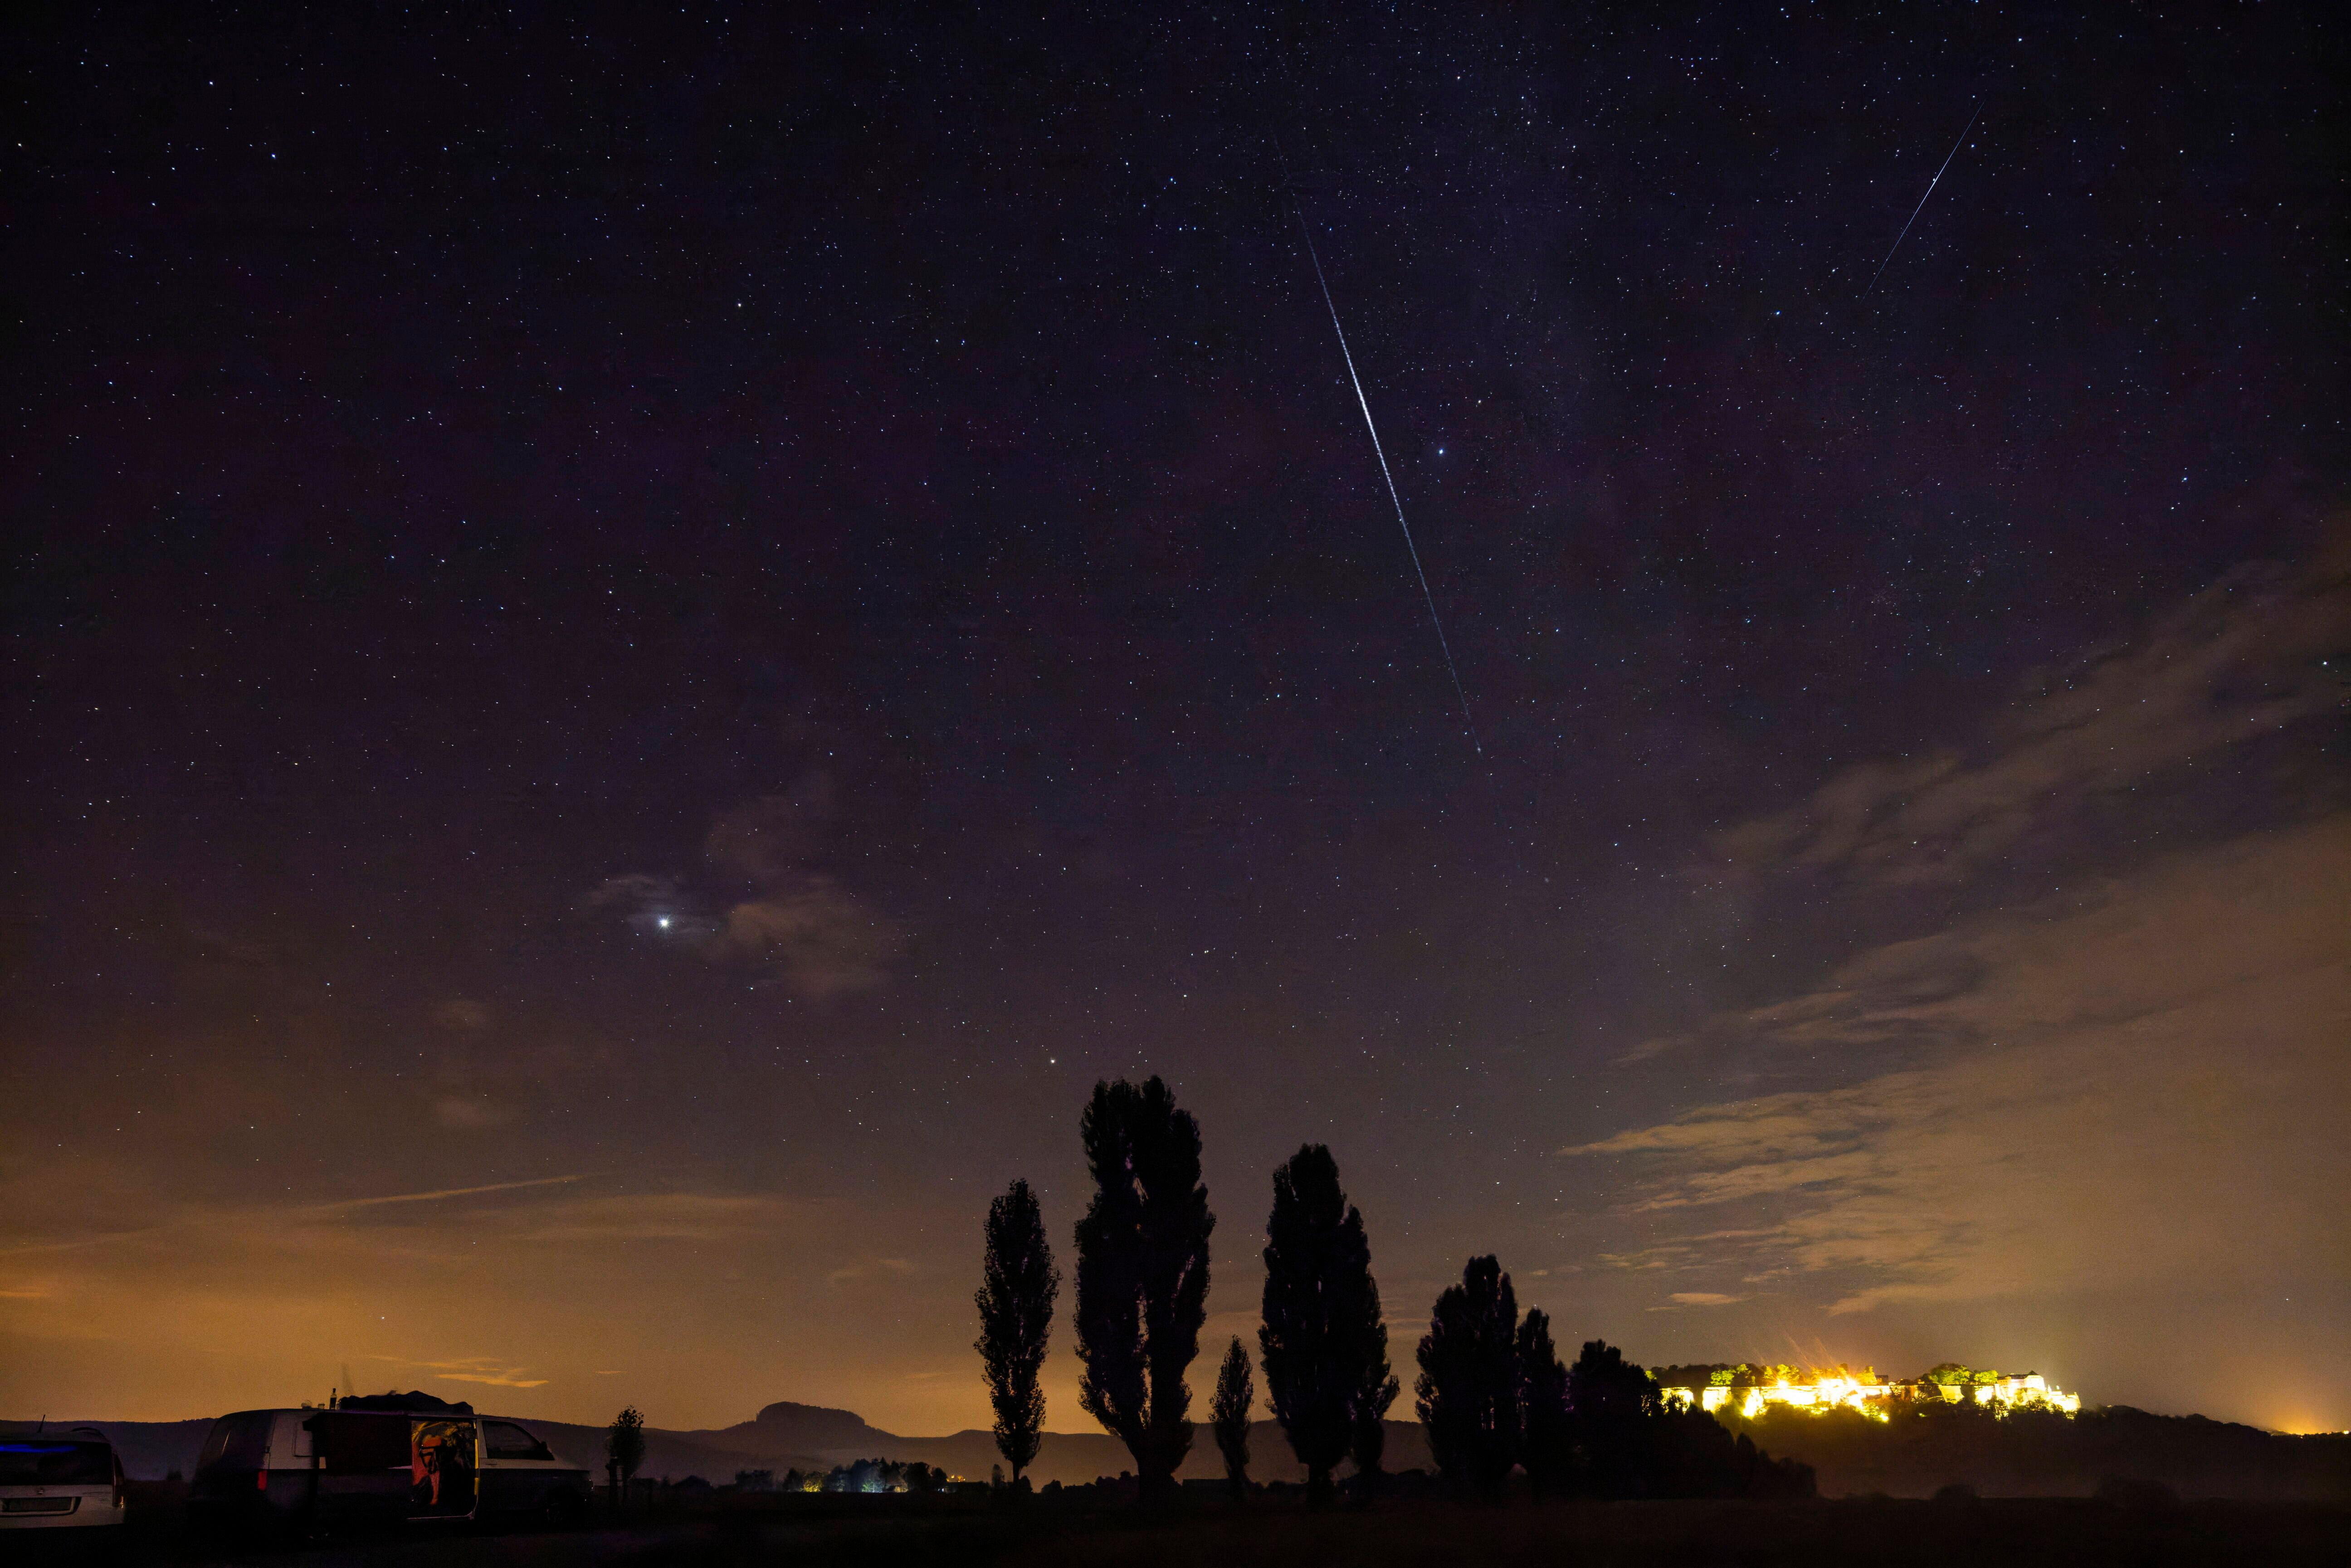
[
  {"x1": 28, "y1": 1405, "x2": 1418, "y2": 1488},
  {"x1": 30, "y1": 1398, "x2": 2347, "y2": 1499}
]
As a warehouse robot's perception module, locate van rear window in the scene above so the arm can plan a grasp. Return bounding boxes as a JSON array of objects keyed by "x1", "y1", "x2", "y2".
[
  {"x1": 0, "y1": 1442, "x2": 113, "y2": 1487},
  {"x1": 196, "y1": 1413, "x2": 270, "y2": 1475}
]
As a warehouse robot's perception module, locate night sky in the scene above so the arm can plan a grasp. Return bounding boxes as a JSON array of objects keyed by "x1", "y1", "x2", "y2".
[{"x1": 5, "y1": 7, "x2": 2346, "y2": 1437}]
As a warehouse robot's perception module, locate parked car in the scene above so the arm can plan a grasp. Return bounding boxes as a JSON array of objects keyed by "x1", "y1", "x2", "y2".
[
  {"x1": 188, "y1": 1399, "x2": 589, "y2": 1534},
  {"x1": 0, "y1": 1426, "x2": 126, "y2": 1532}
]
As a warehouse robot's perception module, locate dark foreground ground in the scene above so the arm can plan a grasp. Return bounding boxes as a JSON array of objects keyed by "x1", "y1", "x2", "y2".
[{"x1": 21, "y1": 1484, "x2": 2347, "y2": 1567}]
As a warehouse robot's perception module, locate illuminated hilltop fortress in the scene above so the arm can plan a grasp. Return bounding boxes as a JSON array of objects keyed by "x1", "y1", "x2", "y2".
[{"x1": 1653, "y1": 1363, "x2": 2082, "y2": 1422}]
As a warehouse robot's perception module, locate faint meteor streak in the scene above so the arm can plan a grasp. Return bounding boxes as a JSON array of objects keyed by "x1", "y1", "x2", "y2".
[
  {"x1": 1862, "y1": 102, "x2": 1983, "y2": 300},
  {"x1": 313, "y1": 1174, "x2": 585, "y2": 1211},
  {"x1": 1289, "y1": 201, "x2": 1481, "y2": 755}
]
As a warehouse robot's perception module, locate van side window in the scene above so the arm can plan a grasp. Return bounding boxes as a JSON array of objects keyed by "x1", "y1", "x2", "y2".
[
  {"x1": 308, "y1": 1413, "x2": 411, "y2": 1473},
  {"x1": 483, "y1": 1422, "x2": 553, "y2": 1461}
]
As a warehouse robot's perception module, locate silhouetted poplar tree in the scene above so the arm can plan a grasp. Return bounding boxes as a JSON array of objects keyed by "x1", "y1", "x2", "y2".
[
  {"x1": 1516, "y1": 1309, "x2": 1571, "y2": 1499},
  {"x1": 1073, "y1": 1076, "x2": 1214, "y2": 1503},
  {"x1": 1351, "y1": 1361, "x2": 1400, "y2": 1494},
  {"x1": 975, "y1": 1177, "x2": 1059, "y2": 1485},
  {"x1": 605, "y1": 1406, "x2": 645, "y2": 1505},
  {"x1": 1414, "y1": 1256, "x2": 1521, "y2": 1495},
  {"x1": 1258, "y1": 1144, "x2": 1391, "y2": 1507},
  {"x1": 1210, "y1": 1336, "x2": 1254, "y2": 1500},
  {"x1": 1568, "y1": 1339, "x2": 1658, "y2": 1498}
]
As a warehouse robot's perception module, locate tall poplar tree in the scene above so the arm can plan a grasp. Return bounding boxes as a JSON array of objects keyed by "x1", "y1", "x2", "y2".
[
  {"x1": 1258, "y1": 1144, "x2": 1391, "y2": 1506},
  {"x1": 975, "y1": 1177, "x2": 1059, "y2": 1485},
  {"x1": 1073, "y1": 1076, "x2": 1214, "y2": 1502},
  {"x1": 1517, "y1": 1309, "x2": 1571, "y2": 1499},
  {"x1": 1414, "y1": 1256, "x2": 1521, "y2": 1495}
]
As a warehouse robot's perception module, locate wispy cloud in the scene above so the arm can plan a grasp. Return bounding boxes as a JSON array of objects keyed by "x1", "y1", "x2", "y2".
[
  {"x1": 1653, "y1": 1292, "x2": 1749, "y2": 1310},
  {"x1": 430, "y1": 998, "x2": 493, "y2": 1031},
  {"x1": 505, "y1": 1193, "x2": 790, "y2": 1244},
  {"x1": 827, "y1": 1257, "x2": 916, "y2": 1287},
  {"x1": 0, "y1": 1172, "x2": 918, "y2": 1422},
  {"x1": 708, "y1": 882, "x2": 901, "y2": 997},
  {"x1": 590, "y1": 785, "x2": 904, "y2": 998},
  {"x1": 0, "y1": 1226, "x2": 166, "y2": 1258},
  {"x1": 368, "y1": 1354, "x2": 550, "y2": 1390},
  {"x1": 431, "y1": 1096, "x2": 510, "y2": 1131},
  {"x1": 1570, "y1": 816, "x2": 2351, "y2": 1315},
  {"x1": 1706, "y1": 544, "x2": 2349, "y2": 888}
]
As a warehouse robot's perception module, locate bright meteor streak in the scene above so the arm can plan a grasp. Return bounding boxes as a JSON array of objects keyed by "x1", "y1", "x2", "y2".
[
  {"x1": 1862, "y1": 101, "x2": 1983, "y2": 300},
  {"x1": 1290, "y1": 204, "x2": 1480, "y2": 755}
]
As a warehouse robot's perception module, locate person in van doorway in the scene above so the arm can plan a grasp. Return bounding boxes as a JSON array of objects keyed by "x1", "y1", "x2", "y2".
[
  {"x1": 437, "y1": 1430, "x2": 474, "y2": 1514},
  {"x1": 411, "y1": 1422, "x2": 476, "y2": 1516},
  {"x1": 413, "y1": 1428, "x2": 442, "y2": 1512}
]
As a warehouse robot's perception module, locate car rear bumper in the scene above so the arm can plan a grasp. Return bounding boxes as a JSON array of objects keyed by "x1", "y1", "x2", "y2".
[{"x1": 0, "y1": 1495, "x2": 125, "y2": 1529}]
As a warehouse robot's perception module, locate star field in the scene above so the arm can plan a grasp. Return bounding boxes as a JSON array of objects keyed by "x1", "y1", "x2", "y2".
[{"x1": 2, "y1": 5, "x2": 2344, "y2": 1434}]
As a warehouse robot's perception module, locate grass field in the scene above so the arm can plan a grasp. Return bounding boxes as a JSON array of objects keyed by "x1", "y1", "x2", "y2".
[{"x1": 17, "y1": 1482, "x2": 2343, "y2": 1568}]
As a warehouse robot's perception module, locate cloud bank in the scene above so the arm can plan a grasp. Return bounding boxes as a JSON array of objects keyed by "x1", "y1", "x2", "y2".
[
  {"x1": 1567, "y1": 541, "x2": 2350, "y2": 1391},
  {"x1": 1571, "y1": 815, "x2": 2349, "y2": 1315}
]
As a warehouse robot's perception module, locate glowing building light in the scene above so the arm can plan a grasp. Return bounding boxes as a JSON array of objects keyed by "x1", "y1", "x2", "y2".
[{"x1": 1656, "y1": 1363, "x2": 2078, "y2": 1422}]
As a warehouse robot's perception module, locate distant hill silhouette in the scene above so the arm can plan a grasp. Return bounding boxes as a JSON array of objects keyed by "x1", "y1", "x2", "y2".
[
  {"x1": 689, "y1": 1400, "x2": 893, "y2": 1455},
  {"x1": 502, "y1": 1414, "x2": 830, "y2": 1483},
  {"x1": 28, "y1": 1398, "x2": 2346, "y2": 1500},
  {"x1": 1734, "y1": 1403, "x2": 2351, "y2": 1503},
  {"x1": 25, "y1": 1407, "x2": 1422, "y2": 1488}
]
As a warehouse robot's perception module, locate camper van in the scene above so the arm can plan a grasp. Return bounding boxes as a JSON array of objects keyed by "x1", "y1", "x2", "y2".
[
  {"x1": 0, "y1": 1426, "x2": 126, "y2": 1532},
  {"x1": 188, "y1": 1398, "x2": 589, "y2": 1533}
]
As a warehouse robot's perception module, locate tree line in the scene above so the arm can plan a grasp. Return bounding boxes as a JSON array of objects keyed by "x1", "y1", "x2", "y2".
[{"x1": 976, "y1": 1076, "x2": 1811, "y2": 1505}]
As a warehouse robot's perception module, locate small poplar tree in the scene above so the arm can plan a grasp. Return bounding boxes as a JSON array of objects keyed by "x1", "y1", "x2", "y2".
[
  {"x1": 1351, "y1": 1360, "x2": 1401, "y2": 1495},
  {"x1": 605, "y1": 1406, "x2": 646, "y2": 1505},
  {"x1": 975, "y1": 1177, "x2": 1059, "y2": 1485},
  {"x1": 1569, "y1": 1339, "x2": 1658, "y2": 1499},
  {"x1": 1210, "y1": 1336, "x2": 1254, "y2": 1500}
]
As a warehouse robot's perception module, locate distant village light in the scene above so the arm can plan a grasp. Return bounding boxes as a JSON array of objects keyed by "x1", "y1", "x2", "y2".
[{"x1": 1654, "y1": 1365, "x2": 2082, "y2": 1423}]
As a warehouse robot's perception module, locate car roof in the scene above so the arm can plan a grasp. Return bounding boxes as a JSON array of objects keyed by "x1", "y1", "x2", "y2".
[
  {"x1": 0, "y1": 1426, "x2": 110, "y2": 1444},
  {"x1": 218, "y1": 1408, "x2": 472, "y2": 1418}
]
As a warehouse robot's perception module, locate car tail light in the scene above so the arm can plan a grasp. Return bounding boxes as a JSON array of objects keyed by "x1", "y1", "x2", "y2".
[{"x1": 256, "y1": 1469, "x2": 270, "y2": 1491}]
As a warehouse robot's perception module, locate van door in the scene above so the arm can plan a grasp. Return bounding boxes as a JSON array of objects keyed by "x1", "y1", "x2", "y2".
[
  {"x1": 306, "y1": 1413, "x2": 411, "y2": 1524},
  {"x1": 408, "y1": 1419, "x2": 477, "y2": 1519},
  {"x1": 477, "y1": 1421, "x2": 557, "y2": 1516}
]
